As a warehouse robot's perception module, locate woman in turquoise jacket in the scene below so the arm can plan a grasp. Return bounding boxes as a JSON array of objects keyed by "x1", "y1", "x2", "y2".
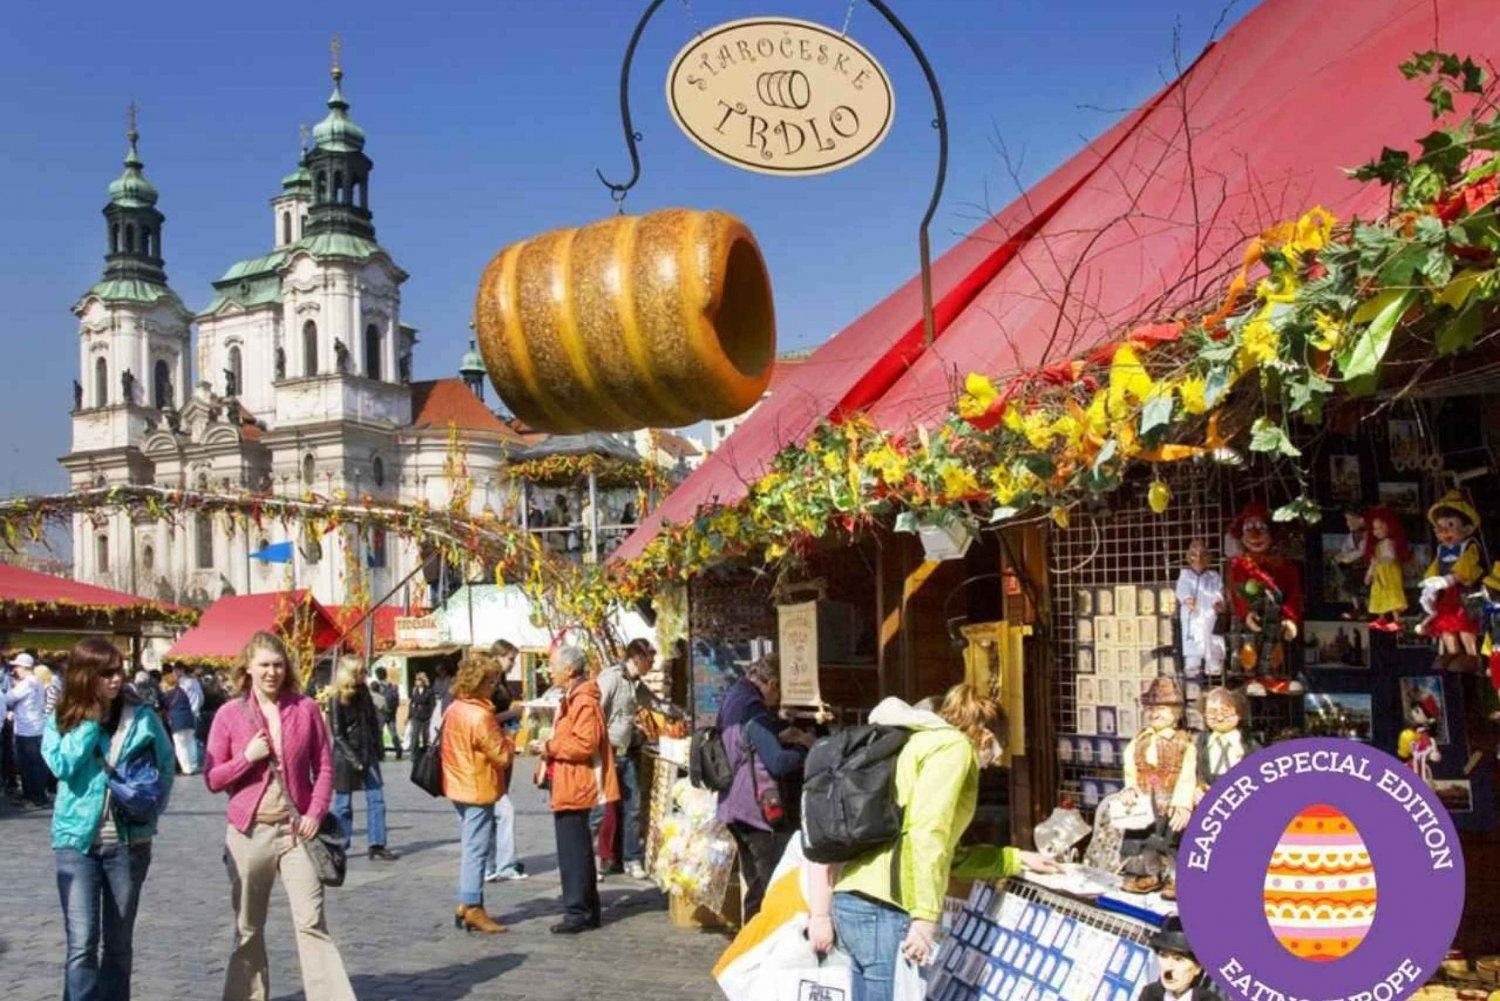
[
  {"x1": 41, "y1": 637, "x2": 174, "y2": 1001},
  {"x1": 829, "y1": 684, "x2": 1057, "y2": 1001}
]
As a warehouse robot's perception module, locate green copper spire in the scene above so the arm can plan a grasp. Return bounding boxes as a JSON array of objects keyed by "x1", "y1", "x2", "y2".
[
  {"x1": 311, "y1": 36, "x2": 365, "y2": 153},
  {"x1": 107, "y1": 102, "x2": 158, "y2": 208},
  {"x1": 281, "y1": 127, "x2": 313, "y2": 192}
]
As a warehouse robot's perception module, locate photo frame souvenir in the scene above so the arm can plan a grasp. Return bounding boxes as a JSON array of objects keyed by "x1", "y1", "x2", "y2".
[
  {"x1": 1077, "y1": 647, "x2": 1095, "y2": 674},
  {"x1": 1136, "y1": 649, "x2": 1160, "y2": 679},
  {"x1": 1096, "y1": 589, "x2": 1114, "y2": 617},
  {"x1": 1076, "y1": 704, "x2": 1098, "y2": 736},
  {"x1": 1096, "y1": 617, "x2": 1118, "y2": 645},
  {"x1": 1118, "y1": 705, "x2": 1139, "y2": 736},
  {"x1": 1096, "y1": 677, "x2": 1116, "y2": 705},
  {"x1": 1097, "y1": 707, "x2": 1118, "y2": 737},
  {"x1": 1096, "y1": 647, "x2": 1119, "y2": 678},
  {"x1": 1137, "y1": 617, "x2": 1157, "y2": 646},
  {"x1": 1304, "y1": 621, "x2": 1371, "y2": 669},
  {"x1": 1057, "y1": 737, "x2": 1075, "y2": 764},
  {"x1": 1118, "y1": 618, "x2": 1137, "y2": 645},
  {"x1": 1076, "y1": 589, "x2": 1095, "y2": 617},
  {"x1": 1304, "y1": 692, "x2": 1375, "y2": 742},
  {"x1": 1078, "y1": 676, "x2": 1098, "y2": 704},
  {"x1": 1159, "y1": 587, "x2": 1178, "y2": 617},
  {"x1": 1096, "y1": 737, "x2": 1117, "y2": 767},
  {"x1": 1081, "y1": 779, "x2": 1102, "y2": 809},
  {"x1": 1157, "y1": 618, "x2": 1175, "y2": 646},
  {"x1": 1114, "y1": 585, "x2": 1138, "y2": 618},
  {"x1": 1077, "y1": 618, "x2": 1094, "y2": 645},
  {"x1": 1329, "y1": 454, "x2": 1362, "y2": 503},
  {"x1": 1138, "y1": 588, "x2": 1156, "y2": 616},
  {"x1": 1399, "y1": 675, "x2": 1450, "y2": 744},
  {"x1": 1378, "y1": 481, "x2": 1422, "y2": 516}
]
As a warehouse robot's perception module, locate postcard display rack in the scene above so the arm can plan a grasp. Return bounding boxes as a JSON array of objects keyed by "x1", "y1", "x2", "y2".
[{"x1": 927, "y1": 880, "x2": 1159, "y2": 1001}]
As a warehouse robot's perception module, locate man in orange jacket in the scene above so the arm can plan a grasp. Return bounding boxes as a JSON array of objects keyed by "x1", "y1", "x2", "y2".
[{"x1": 530, "y1": 644, "x2": 620, "y2": 934}]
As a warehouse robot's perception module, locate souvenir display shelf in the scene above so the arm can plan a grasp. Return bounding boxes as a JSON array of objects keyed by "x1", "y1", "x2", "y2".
[{"x1": 927, "y1": 877, "x2": 1163, "y2": 1001}]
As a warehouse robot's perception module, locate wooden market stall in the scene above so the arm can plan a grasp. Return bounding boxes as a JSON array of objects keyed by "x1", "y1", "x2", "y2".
[{"x1": 0, "y1": 563, "x2": 195, "y2": 667}]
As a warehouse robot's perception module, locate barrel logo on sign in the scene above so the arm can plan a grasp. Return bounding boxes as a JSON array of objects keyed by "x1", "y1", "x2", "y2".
[{"x1": 666, "y1": 17, "x2": 895, "y2": 176}]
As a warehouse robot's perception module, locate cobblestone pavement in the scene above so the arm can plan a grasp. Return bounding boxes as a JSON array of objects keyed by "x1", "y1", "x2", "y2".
[{"x1": 0, "y1": 761, "x2": 730, "y2": 1000}]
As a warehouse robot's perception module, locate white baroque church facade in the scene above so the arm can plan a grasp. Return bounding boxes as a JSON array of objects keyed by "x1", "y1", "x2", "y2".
[{"x1": 60, "y1": 64, "x2": 535, "y2": 608}]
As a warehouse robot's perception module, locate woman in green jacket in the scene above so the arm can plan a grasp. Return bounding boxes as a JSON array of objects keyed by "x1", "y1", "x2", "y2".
[
  {"x1": 827, "y1": 684, "x2": 1056, "y2": 1001},
  {"x1": 42, "y1": 637, "x2": 175, "y2": 1001}
]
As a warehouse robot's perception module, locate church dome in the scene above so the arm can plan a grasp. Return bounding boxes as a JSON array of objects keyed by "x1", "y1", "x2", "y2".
[
  {"x1": 459, "y1": 340, "x2": 485, "y2": 378},
  {"x1": 109, "y1": 134, "x2": 158, "y2": 208},
  {"x1": 312, "y1": 70, "x2": 365, "y2": 153},
  {"x1": 281, "y1": 161, "x2": 313, "y2": 191}
]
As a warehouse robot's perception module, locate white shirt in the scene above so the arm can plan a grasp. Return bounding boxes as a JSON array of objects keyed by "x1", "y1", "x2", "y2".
[
  {"x1": 180, "y1": 674, "x2": 204, "y2": 714},
  {"x1": 6, "y1": 677, "x2": 47, "y2": 737}
]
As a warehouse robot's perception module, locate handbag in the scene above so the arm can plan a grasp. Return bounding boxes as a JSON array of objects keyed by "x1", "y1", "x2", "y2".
[
  {"x1": 97, "y1": 704, "x2": 168, "y2": 827},
  {"x1": 410, "y1": 722, "x2": 445, "y2": 798}
]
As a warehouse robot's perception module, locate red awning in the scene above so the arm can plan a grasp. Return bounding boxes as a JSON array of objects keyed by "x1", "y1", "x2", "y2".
[
  {"x1": 324, "y1": 605, "x2": 403, "y2": 652},
  {"x1": 0, "y1": 564, "x2": 185, "y2": 618},
  {"x1": 166, "y1": 590, "x2": 339, "y2": 662},
  {"x1": 615, "y1": 0, "x2": 1500, "y2": 562}
]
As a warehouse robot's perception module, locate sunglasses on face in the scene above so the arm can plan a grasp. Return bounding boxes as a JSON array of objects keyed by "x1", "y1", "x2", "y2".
[{"x1": 99, "y1": 667, "x2": 123, "y2": 680}]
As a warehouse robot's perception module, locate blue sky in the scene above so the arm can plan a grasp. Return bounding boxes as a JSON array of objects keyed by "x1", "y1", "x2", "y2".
[{"x1": 0, "y1": 0, "x2": 1248, "y2": 498}]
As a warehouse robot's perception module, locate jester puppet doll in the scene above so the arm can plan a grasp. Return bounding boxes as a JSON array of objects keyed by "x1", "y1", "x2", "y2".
[
  {"x1": 1417, "y1": 491, "x2": 1483, "y2": 671},
  {"x1": 1120, "y1": 677, "x2": 1197, "y2": 898},
  {"x1": 1226, "y1": 503, "x2": 1304, "y2": 695}
]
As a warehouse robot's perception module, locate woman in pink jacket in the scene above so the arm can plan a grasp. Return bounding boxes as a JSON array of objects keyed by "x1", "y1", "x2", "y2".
[{"x1": 204, "y1": 631, "x2": 355, "y2": 1001}]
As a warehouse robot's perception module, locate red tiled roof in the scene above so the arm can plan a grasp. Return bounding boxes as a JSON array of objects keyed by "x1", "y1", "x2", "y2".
[
  {"x1": 166, "y1": 590, "x2": 339, "y2": 662},
  {"x1": 409, "y1": 379, "x2": 520, "y2": 436},
  {"x1": 654, "y1": 430, "x2": 702, "y2": 458},
  {"x1": 0, "y1": 565, "x2": 184, "y2": 616},
  {"x1": 236, "y1": 403, "x2": 262, "y2": 442},
  {"x1": 324, "y1": 605, "x2": 403, "y2": 652},
  {"x1": 615, "y1": 0, "x2": 1500, "y2": 562}
]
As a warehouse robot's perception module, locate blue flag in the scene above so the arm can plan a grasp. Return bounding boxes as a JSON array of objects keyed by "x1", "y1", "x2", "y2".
[{"x1": 251, "y1": 541, "x2": 294, "y2": 563}]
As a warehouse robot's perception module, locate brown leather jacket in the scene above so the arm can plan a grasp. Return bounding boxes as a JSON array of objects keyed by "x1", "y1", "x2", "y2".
[
  {"x1": 544, "y1": 679, "x2": 620, "y2": 812},
  {"x1": 440, "y1": 697, "x2": 511, "y2": 805}
]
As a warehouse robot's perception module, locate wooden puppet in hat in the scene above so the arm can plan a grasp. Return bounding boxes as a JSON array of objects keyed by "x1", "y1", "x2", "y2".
[
  {"x1": 1417, "y1": 491, "x2": 1483, "y2": 670},
  {"x1": 1176, "y1": 539, "x2": 1226, "y2": 679},
  {"x1": 1226, "y1": 503, "x2": 1304, "y2": 695},
  {"x1": 1363, "y1": 505, "x2": 1410, "y2": 633},
  {"x1": 1120, "y1": 677, "x2": 1197, "y2": 896},
  {"x1": 1397, "y1": 699, "x2": 1442, "y2": 787},
  {"x1": 1193, "y1": 686, "x2": 1260, "y2": 805}
]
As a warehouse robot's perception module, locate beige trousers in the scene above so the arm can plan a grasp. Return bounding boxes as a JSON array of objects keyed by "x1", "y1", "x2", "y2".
[{"x1": 222, "y1": 821, "x2": 355, "y2": 1001}]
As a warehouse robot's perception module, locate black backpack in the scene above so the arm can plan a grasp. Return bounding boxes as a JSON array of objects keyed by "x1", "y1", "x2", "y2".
[
  {"x1": 800, "y1": 725, "x2": 911, "y2": 864},
  {"x1": 689, "y1": 725, "x2": 735, "y2": 792}
]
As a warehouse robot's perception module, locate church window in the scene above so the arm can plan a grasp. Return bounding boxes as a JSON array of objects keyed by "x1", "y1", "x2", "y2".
[
  {"x1": 302, "y1": 320, "x2": 318, "y2": 376},
  {"x1": 333, "y1": 170, "x2": 345, "y2": 204},
  {"x1": 142, "y1": 544, "x2": 155, "y2": 572},
  {"x1": 141, "y1": 228, "x2": 153, "y2": 257},
  {"x1": 316, "y1": 171, "x2": 328, "y2": 202},
  {"x1": 372, "y1": 456, "x2": 385, "y2": 487},
  {"x1": 94, "y1": 357, "x2": 108, "y2": 407},
  {"x1": 195, "y1": 512, "x2": 214, "y2": 569},
  {"x1": 358, "y1": 180, "x2": 368, "y2": 209},
  {"x1": 96, "y1": 534, "x2": 110, "y2": 574},
  {"x1": 364, "y1": 324, "x2": 382, "y2": 380},
  {"x1": 110, "y1": 224, "x2": 120, "y2": 254},
  {"x1": 125, "y1": 224, "x2": 136, "y2": 253},
  {"x1": 228, "y1": 346, "x2": 243, "y2": 396},
  {"x1": 281, "y1": 212, "x2": 292, "y2": 245},
  {"x1": 302, "y1": 453, "x2": 316, "y2": 484},
  {"x1": 153, "y1": 359, "x2": 171, "y2": 409}
]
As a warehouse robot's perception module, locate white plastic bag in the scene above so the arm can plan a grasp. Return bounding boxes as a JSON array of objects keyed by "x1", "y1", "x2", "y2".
[
  {"x1": 891, "y1": 957, "x2": 926, "y2": 1001},
  {"x1": 762, "y1": 945, "x2": 853, "y2": 1000}
]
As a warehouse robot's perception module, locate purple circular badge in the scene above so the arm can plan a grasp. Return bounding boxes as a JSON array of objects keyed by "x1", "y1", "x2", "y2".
[{"x1": 1175, "y1": 738, "x2": 1464, "y2": 1001}]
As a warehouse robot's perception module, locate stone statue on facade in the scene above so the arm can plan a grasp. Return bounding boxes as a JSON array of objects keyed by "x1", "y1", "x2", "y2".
[
  {"x1": 73, "y1": 380, "x2": 83, "y2": 411},
  {"x1": 274, "y1": 347, "x2": 286, "y2": 380},
  {"x1": 334, "y1": 339, "x2": 350, "y2": 374},
  {"x1": 121, "y1": 369, "x2": 135, "y2": 405},
  {"x1": 223, "y1": 367, "x2": 238, "y2": 398}
]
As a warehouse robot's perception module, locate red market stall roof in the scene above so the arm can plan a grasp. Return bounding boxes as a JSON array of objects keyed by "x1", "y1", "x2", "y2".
[
  {"x1": 0, "y1": 564, "x2": 191, "y2": 628},
  {"x1": 325, "y1": 604, "x2": 403, "y2": 653},
  {"x1": 616, "y1": 0, "x2": 1500, "y2": 563},
  {"x1": 166, "y1": 590, "x2": 339, "y2": 663}
]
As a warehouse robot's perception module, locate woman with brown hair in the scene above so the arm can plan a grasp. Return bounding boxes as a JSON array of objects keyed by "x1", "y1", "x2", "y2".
[
  {"x1": 204, "y1": 631, "x2": 355, "y2": 1001},
  {"x1": 42, "y1": 636, "x2": 174, "y2": 1000},
  {"x1": 440, "y1": 652, "x2": 513, "y2": 933}
]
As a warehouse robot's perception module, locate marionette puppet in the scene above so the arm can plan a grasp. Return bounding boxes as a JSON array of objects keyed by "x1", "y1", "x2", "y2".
[
  {"x1": 1398, "y1": 701, "x2": 1443, "y2": 787},
  {"x1": 1363, "y1": 506, "x2": 1411, "y2": 633},
  {"x1": 1226, "y1": 503, "x2": 1305, "y2": 696},
  {"x1": 1336, "y1": 508, "x2": 1370, "y2": 620},
  {"x1": 1417, "y1": 491, "x2": 1483, "y2": 670},
  {"x1": 1477, "y1": 562, "x2": 1500, "y2": 715},
  {"x1": 1175, "y1": 539, "x2": 1226, "y2": 679},
  {"x1": 1193, "y1": 687, "x2": 1261, "y2": 805},
  {"x1": 1120, "y1": 678, "x2": 1197, "y2": 898}
]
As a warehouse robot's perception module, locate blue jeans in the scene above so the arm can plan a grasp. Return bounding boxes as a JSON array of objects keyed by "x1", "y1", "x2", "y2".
[
  {"x1": 332, "y1": 765, "x2": 387, "y2": 849},
  {"x1": 455, "y1": 802, "x2": 496, "y2": 905},
  {"x1": 18, "y1": 733, "x2": 49, "y2": 804},
  {"x1": 486, "y1": 794, "x2": 519, "y2": 876},
  {"x1": 833, "y1": 891, "x2": 910, "y2": 1001},
  {"x1": 55, "y1": 843, "x2": 152, "y2": 1001}
]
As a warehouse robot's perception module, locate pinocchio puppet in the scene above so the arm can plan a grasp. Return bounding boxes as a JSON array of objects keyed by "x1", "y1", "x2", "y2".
[
  {"x1": 1417, "y1": 491, "x2": 1483, "y2": 671},
  {"x1": 1226, "y1": 503, "x2": 1304, "y2": 695}
]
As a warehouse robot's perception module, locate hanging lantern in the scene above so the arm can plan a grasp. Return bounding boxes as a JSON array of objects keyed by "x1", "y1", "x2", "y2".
[{"x1": 474, "y1": 208, "x2": 776, "y2": 433}]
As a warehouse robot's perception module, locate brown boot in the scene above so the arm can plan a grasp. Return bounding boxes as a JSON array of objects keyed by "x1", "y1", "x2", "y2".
[{"x1": 457, "y1": 905, "x2": 507, "y2": 934}]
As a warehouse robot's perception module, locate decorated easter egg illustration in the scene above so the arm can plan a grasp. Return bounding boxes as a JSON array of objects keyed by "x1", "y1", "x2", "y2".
[{"x1": 1263, "y1": 804, "x2": 1377, "y2": 962}]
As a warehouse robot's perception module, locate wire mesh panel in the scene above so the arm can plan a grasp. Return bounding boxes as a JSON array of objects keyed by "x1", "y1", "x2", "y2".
[{"x1": 1047, "y1": 465, "x2": 1224, "y2": 813}]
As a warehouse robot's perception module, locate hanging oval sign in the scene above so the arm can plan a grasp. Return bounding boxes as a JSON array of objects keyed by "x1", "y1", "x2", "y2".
[{"x1": 666, "y1": 17, "x2": 895, "y2": 176}]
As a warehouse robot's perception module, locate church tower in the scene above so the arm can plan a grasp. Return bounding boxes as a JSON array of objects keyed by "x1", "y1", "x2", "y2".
[{"x1": 62, "y1": 106, "x2": 192, "y2": 591}]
